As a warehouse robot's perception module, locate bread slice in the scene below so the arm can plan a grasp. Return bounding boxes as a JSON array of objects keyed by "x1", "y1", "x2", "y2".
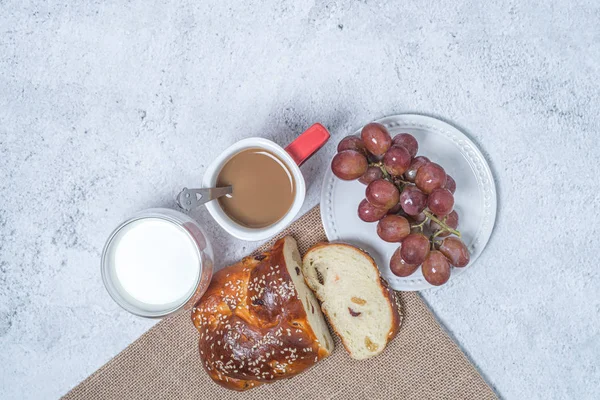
[
  {"x1": 281, "y1": 237, "x2": 335, "y2": 354},
  {"x1": 302, "y1": 243, "x2": 401, "y2": 360}
]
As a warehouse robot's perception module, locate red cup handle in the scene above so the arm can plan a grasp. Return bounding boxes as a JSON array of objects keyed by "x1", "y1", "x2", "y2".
[{"x1": 285, "y1": 123, "x2": 330, "y2": 166}]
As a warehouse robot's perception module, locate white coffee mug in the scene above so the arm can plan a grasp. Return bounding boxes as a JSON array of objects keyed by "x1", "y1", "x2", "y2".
[{"x1": 202, "y1": 124, "x2": 329, "y2": 241}]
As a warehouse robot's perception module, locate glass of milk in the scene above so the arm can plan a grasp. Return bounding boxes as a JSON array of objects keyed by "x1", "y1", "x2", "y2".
[{"x1": 101, "y1": 208, "x2": 213, "y2": 318}]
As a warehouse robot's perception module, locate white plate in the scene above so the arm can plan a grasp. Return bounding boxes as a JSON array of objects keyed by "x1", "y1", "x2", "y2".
[{"x1": 321, "y1": 114, "x2": 497, "y2": 291}]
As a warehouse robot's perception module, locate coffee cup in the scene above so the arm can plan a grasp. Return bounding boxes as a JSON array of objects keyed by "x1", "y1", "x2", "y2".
[{"x1": 202, "y1": 123, "x2": 329, "y2": 241}]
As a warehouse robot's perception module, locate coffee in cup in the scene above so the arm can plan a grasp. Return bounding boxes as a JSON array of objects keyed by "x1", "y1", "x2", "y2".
[{"x1": 216, "y1": 148, "x2": 296, "y2": 228}]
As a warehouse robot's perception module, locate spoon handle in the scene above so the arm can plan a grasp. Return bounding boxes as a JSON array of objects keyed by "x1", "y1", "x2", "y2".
[{"x1": 177, "y1": 186, "x2": 232, "y2": 211}]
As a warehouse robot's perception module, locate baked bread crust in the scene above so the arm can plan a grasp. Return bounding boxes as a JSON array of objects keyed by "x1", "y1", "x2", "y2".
[{"x1": 192, "y1": 237, "x2": 331, "y2": 391}]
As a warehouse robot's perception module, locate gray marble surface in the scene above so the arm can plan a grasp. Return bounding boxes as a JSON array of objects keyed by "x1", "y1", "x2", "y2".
[{"x1": 1, "y1": 1, "x2": 599, "y2": 399}]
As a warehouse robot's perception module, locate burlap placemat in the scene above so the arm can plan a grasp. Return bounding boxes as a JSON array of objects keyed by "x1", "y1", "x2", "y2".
[{"x1": 64, "y1": 206, "x2": 497, "y2": 400}]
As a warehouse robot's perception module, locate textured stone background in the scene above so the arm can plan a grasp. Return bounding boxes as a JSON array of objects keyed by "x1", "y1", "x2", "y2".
[{"x1": 1, "y1": 1, "x2": 599, "y2": 399}]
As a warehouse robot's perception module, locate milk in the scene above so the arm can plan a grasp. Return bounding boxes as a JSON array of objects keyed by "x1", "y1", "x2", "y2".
[{"x1": 106, "y1": 218, "x2": 200, "y2": 309}]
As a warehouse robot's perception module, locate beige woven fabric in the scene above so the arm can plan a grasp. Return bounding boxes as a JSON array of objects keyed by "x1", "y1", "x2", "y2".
[{"x1": 64, "y1": 206, "x2": 497, "y2": 400}]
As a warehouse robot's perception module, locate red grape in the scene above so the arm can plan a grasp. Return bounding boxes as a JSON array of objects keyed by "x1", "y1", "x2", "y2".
[
  {"x1": 409, "y1": 212, "x2": 427, "y2": 224},
  {"x1": 415, "y1": 162, "x2": 447, "y2": 194},
  {"x1": 443, "y1": 175, "x2": 456, "y2": 194},
  {"x1": 337, "y1": 136, "x2": 366, "y2": 154},
  {"x1": 439, "y1": 237, "x2": 470, "y2": 267},
  {"x1": 429, "y1": 210, "x2": 459, "y2": 237},
  {"x1": 331, "y1": 150, "x2": 368, "y2": 180},
  {"x1": 405, "y1": 156, "x2": 430, "y2": 182},
  {"x1": 387, "y1": 201, "x2": 402, "y2": 215},
  {"x1": 366, "y1": 152, "x2": 382, "y2": 163},
  {"x1": 400, "y1": 233, "x2": 430, "y2": 265},
  {"x1": 358, "y1": 166, "x2": 383, "y2": 185},
  {"x1": 361, "y1": 123, "x2": 391, "y2": 156},
  {"x1": 427, "y1": 188, "x2": 454, "y2": 216},
  {"x1": 392, "y1": 133, "x2": 418, "y2": 157},
  {"x1": 399, "y1": 185, "x2": 428, "y2": 216},
  {"x1": 377, "y1": 215, "x2": 410, "y2": 242},
  {"x1": 383, "y1": 145, "x2": 411, "y2": 176},
  {"x1": 357, "y1": 199, "x2": 387, "y2": 222},
  {"x1": 366, "y1": 179, "x2": 399, "y2": 209},
  {"x1": 422, "y1": 251, "x2": 451, "y2": 286},
  {"x1": 390, "y1": 245, "x2": 419, "y2": 277}
]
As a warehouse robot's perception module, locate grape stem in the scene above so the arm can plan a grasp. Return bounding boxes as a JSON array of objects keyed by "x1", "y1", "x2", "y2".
[
  {"x1": 410, "y1": 219, "x2": 428, "y2": 231},
  {"x1": 431, "y1": 239, "x2": 442, "y2": 251},
  {"x1": 368, "y1": 161, "x2": 409, "y2": 190},
  {"x1": 392, "y1": 177, "x2": 412, "y2": 186},
  {"x1": 369, "y1": 161, "x2": 391, "y2": 180},
  {"x1": 380, "y1": 166, "x2": 391, "y2": 180},
  {"x1": 424, "y1": 210, "x2": 461, "y2": 238}
]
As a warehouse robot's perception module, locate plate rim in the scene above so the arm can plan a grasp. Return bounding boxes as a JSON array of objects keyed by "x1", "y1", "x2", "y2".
[{"x1": 320, "y1": 113, "x2": 497, "y2": 291}]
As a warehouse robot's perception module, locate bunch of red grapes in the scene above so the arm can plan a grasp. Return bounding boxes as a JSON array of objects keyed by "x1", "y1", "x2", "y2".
[{"x1": 331, "y1": 122, "x2": 470, "y2": 286}]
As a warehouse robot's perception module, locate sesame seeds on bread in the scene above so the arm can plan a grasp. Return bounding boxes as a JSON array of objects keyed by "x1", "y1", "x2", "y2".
[{"x1": 191, "y1": 236, "x2": 334, "y2": 391}]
